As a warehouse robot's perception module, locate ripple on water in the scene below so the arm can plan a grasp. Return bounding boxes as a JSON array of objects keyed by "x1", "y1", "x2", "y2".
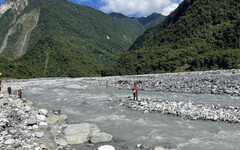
[
  {"x1": 177, "y1": 137, "x2": 202, "y2": 148},
  {"x1": 91, "y1": 114, "x2": 129, "y2": 122}
]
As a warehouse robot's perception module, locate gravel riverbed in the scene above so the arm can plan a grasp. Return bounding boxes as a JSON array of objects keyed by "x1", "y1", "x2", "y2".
[{"x1": 84, "y1": 69, "x2": 240, "y2": 95}]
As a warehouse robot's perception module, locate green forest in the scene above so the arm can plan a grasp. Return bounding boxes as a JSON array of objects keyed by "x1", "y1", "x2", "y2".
[
  {"x1": 0, "y1": 0, "x2": 145, "y2": 78},
  {"x1": 117, "y1": 0, "x2": 240, "y2": 75}
]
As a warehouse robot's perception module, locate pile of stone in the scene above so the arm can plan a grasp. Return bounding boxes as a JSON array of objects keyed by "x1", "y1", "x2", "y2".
[
  {"x1": 84, "y1": 70, "x2": 240, "y2": 95},
  {"x1": 126, "y1": 98, "x2": 240, "y2": 123},
  {"x1": 0, "y1": 94, "x2": 55, "y2": 149},
  {"x1": 0, "y1": 93, "x2": 115, "y2": 150}
]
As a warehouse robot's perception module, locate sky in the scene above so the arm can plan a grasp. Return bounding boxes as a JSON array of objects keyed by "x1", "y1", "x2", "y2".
[{"x1": 0, "y1": 0, "x2": 184, "y2": 17}]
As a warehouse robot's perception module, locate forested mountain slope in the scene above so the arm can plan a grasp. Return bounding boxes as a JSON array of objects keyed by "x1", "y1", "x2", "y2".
[
  {"x1": 118, "y1": 0, "x2": 240, "y2": 75},
  {"x1": 0, "y1": 0, "x2": 144, "y2": 77}
]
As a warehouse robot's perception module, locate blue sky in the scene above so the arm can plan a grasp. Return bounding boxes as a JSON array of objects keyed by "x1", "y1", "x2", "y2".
[{"x1": 0, "y1": 0, "x2": 183, "y2": 17}]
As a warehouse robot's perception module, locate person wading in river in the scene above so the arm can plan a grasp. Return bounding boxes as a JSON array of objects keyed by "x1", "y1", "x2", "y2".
[{"x1": 132, "y1": 83, "x2": 138, "y2": 101}]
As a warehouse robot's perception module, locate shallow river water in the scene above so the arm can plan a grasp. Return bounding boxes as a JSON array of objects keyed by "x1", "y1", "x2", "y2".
[{"x1": 22, "y1": 79, "x2": 240, "y2": 150}]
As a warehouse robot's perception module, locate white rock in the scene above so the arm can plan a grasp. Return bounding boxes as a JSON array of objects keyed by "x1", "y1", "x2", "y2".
[
  {"x1": 28, "y1": 116, "x2": 37, "y2": 125},
  {"x1": 153, "y1": 147, "x2": 166, "y2": 150},
  {"x1": 36, "y1": 114, "x2": 46, "y2": 121},
  {"x1": 98, "y1": 145, "x2": 115, "y2": 150},
  {"x1": 35, "y1": 132, "x2": 44, "y2": 138},
  {"x1": 55, "y1": 138, "x2": 68, "y2": 147},
  {"x1": 32, "y1": 125, "x2": 39, "y2": 130},
  {"x1": 39, "y1": 122, "x2": 48, "y2": 127},
  {"x1": 25, "y1": 106, "x2": 31, "y2": 112},
  {"x1": 4, "y1": 139, "x2": 15, "y2": 145},
  {"x1": 35, "y1": 147, "x2": 41, "y2": 150},
  {"x1": 136, "y1": 144, "x2": 142, "y2": 148},
  {"x1": 39, "y1": 109, "x2": 48, "y2": 116},
  {"x1": 2, "y1": 118, "x2": 9, "y2": 123},
  {"x1": 28, "y1": 126, "x2": 33, "y2": 130}
]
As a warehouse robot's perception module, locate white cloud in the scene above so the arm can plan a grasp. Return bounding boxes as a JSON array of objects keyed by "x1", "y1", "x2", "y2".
[
  {"x1": 161, "y1": 3, "x2": 179, "y2": 16},
  {"x1": 99, "y1": 0, "x2": 180, "y2": 16}
]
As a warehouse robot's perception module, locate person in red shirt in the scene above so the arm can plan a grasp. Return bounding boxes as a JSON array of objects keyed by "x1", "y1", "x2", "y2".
[
  {"x1": 132, "y1": 84, "x2": 138, "y2": 101},
  {"x1": 8, "y1": 86, "x2": 11, "y2": 96},
  {"x1": 18, "y1": 88, "x2": 22, "y2": 99}
]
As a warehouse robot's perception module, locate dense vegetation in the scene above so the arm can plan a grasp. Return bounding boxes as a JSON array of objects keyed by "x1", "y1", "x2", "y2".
[
  {"x1": 137, "y1": 13, "x2": 166, "y2": 29},
  {"x1": 0, "y1": 54, "x2": 34, "y2": 78},
  {"x1": 17, "y1": 36, "x2": 102, "y2": 77},
  {"x1": 118, "y1": 0, "x2": 240, "y2": 75},
  {"x1": 0, "y1": 0, "x2": 149, "y2": 78}
]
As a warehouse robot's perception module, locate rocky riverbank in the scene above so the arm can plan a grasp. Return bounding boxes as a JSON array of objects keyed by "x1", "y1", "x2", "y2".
[
  {"x1": 0, "y1": 92, "x2": 115, "y2": 150},
  {"x1": 84, "y1": 70, "x2": 240, "y2": 95},
  {"x1": 117, "y1": 97, "x2": 240, "y2": 124}
]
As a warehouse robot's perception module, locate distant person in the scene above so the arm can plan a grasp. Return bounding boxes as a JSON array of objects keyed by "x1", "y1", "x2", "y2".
[
  {"x1": 0, "y1": 72, "x2": 2, "y2": 91},
  {"x1": 8, "y1": 86, "x2": 11, "y2": 96},
  {"x1": 18, "y1": 88, "x2": 22, "y2": 99},
  {"x1": 132, "y1": 84, "x2": 138, "y2": 101}
]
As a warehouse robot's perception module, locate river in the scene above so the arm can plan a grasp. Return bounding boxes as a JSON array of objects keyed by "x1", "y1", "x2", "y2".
[{"x1": 21, "y1": 78, "x2": 240, "y2": 150}]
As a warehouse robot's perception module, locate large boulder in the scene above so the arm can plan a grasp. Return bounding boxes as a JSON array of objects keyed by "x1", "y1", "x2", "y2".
[
  {"x1": 90, "y1": 132, "x2": 113, "y2": 144},
  {"x1": 64, "y1": 123, "x2": 100, "y2": 145},
  {"x1": 46, "y1": 115, "x2": 68, "y2": 126}
]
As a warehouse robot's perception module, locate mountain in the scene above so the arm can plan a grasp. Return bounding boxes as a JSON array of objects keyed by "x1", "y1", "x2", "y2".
[
  {"x1": 109, "y1": 12, "x2": 145, "y2": 42},
  {"x1": 109, "y1": 12, "x2": 128, "y2": 19},
  {"x1": 118, "y1": 0, "x2": 240, "y2": 75},
  {"x1": 0, "y1": 0, "x2": 144, "y2": 78},
  {"x1": 109, "y1": 12, "x2": 166, "y2": 30},
  {"x1": 137, "y1": 13, "x2": 166, "y2": 29}
]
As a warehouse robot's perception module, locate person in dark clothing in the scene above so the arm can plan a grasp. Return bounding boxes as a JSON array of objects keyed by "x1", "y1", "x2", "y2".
[
  {"x1": 132, "y1": 84, "x2": 138, "y2": 101},
  {"x1": 8, "y1": 86, "x2": 11, "y2": 96},
  {"x1": 18, "y1": 88, "x2": 22, "y2": 99}
]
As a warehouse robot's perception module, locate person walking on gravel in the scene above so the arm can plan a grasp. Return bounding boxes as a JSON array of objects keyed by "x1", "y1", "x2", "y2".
[
  {"x1": 8, "y1": 86, "x2": 11, "y2": 96},
  {"x1": 18, "y1": 88, "x2": 22, "y2": 99},
  {"x1": 132, "y1": 83, "x2": 138, "y2": 101}
]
